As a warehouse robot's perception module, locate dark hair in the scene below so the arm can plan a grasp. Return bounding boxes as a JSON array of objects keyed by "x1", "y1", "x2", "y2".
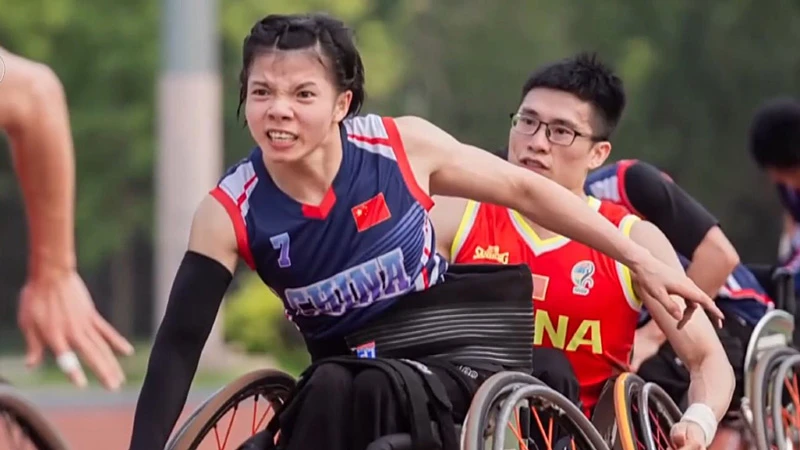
[
  {"x1": 748, "y1": 97, "x2": 800, "y2": 169},
  {"x1": 520, "y1": 52, "x2": 625, "y2": 138},
  {"x1": 237, "y1": 13, "x2": 366, "y2": 120}
]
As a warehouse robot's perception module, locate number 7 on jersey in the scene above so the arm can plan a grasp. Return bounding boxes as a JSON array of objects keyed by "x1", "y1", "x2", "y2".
[{"x1": 270, "y1": 232, "x2": 292, "y2": 268}]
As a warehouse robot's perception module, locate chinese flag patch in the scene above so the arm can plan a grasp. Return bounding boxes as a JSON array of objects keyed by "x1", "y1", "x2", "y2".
[{"x1": 351, "y1": 193, "x2": 391, "y2": 232}]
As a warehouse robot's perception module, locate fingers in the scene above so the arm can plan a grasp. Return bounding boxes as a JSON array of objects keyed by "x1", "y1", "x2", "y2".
[
  {"x1": 19, "y1": 319, "x2": 45, "y2": 368},
  {"x1": 677, "y1": 303, "x2": 697, "y2": 330},
  {"x1": 93, "y1": 314, "x2": 135, "y2": 356},
  {"x1": 44, "y1": 330, "x2": 88, "y2": 389},
  {"x1": 658, "y1": 289, "x2": 683, "y2": 321},
  {"x1": 72, "y1": 328, "x2": 126, "y2": 391}
]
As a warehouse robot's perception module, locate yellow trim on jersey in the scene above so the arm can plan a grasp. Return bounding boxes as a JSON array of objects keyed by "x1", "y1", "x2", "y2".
[
  {"x1": 616, "y1": 214, "x2": 642, "y2": 310},
  {"x1": 450, "y1": 200, "x2": 479, "y2": 260},
  {"x1": 508, "y1": 196, "x2": 602, "y2": 254}
]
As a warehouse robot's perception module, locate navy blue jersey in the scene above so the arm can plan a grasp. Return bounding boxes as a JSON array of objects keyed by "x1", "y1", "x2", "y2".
[
  {"x1": 211, "y1": 114, "x2": 448, "y2": 340},
  {"x1": 586, "y1": 160, "x2": 771, "y2": 326}
]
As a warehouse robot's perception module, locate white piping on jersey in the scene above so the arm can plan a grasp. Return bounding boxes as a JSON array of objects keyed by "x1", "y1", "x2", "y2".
[
  {"x1": 344, "y1": 115, "x2": 397, "y2": 161},
  {"x1": 218, "y1": 161, "x2": 258, "y2": 218}
]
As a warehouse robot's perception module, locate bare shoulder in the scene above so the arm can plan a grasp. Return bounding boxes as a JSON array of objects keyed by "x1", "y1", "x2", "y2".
[{"x1": 188, "y1": 194, "x2": 239, "y2": 272}]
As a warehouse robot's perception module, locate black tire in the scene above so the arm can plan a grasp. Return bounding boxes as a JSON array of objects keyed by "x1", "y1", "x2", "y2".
[
  {"x1": 165, "y1": 369, "x2": 296, "y2": 450},
  {"x1": 638, "y1": 382, "x2": 682, "y2": 450},
  {"x1": 753, "y1": 347, "x2": 799, "y2": 450},
  {"x1": 0, "y1": 384, "x2": 70, "y2": 450}
]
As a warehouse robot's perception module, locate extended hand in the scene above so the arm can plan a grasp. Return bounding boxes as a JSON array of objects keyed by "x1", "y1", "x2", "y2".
[
  {"x1": 17, "y1": 270, "x2": 134, "y2": 390},
  {"x1": 632, "y1": 256, "x2": 723, "y2": 329}
]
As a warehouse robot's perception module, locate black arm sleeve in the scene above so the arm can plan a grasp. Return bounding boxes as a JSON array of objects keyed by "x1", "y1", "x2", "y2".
[
  {"x1": 622, "y1": 161, "x2": 719, "y2": 258},
  {"x1": 128, "y1": 251, "x2": 233, "y2": 450}
]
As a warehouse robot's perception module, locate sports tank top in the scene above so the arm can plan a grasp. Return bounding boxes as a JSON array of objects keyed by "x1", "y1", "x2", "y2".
[
  {"x1": 211, "y1": 114, "x2": 448, "y2": 341},
  {"x1": 451, "y1": 197, "x2": 641, "y2": 415}
]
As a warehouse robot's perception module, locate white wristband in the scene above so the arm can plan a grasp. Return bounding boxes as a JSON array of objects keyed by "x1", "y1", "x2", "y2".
[{"x1": 681, "y1": 403, "x2": 718, "y2": 447}]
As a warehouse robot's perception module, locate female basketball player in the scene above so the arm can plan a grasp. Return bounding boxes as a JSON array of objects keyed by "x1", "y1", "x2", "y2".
[{"x1": 128, "y1": 13, "x2": 722, "y2": 450}]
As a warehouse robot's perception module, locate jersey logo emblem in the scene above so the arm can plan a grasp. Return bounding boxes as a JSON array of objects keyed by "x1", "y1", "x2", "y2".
[
  {"x1": 472, "y1": 245, "x2": 509, "y2": 264},
  {"x1": 571, "y1": 260, "x2": 595, "y2": 296},
  {"x1": 352, "y1": 192, "x2": 392, "y2": 232}
]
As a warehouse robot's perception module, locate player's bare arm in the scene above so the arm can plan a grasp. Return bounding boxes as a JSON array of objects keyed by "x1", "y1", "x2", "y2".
[
  {"x1": 130, "y1": 195, "x2": 237, "y2": 449},
  {"x1": 630, "y1": 220, "x2": 734, "y2": 423},
  {"x1": 428, "y1": 195, "x2": 468, "y2": 260},
  {"x1": 394, "y1": 115, "x2": 721, "y2": 324},
  {"x1": 686, "y1": 227, "x2": 740, "y2": 298},
  {"x1": 0, "y1": 48, "x2": 133, "y2": 390}
]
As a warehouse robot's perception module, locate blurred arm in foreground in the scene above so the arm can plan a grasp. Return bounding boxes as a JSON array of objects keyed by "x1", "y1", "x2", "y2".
[{"x1": 0, "y1": 48, "x2": 133, "y2": 390}]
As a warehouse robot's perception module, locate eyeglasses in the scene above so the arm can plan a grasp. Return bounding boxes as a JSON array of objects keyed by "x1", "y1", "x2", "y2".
[{"x1": 509, "y1": 112, "x2": 606, "y2": 146}]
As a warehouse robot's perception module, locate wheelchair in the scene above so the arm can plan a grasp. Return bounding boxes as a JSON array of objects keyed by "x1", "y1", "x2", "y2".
[
  {"x1": 0, "y1": 377, "x2": 70, "y2": 450},
  {"x1": 738, "y1": 264, "x2": 799, "y2": 450},
  {"x1": 165, "y1": 365, "x2": 686, "y2": 450},
  {"x1": 590, "y1": 372, "x2": 683, "y2": 450}
]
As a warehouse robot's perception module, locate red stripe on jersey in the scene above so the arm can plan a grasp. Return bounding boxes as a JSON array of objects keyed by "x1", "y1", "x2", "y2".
[{"x1": 210, "y1": 186, "x2": 256, "y2": 270}]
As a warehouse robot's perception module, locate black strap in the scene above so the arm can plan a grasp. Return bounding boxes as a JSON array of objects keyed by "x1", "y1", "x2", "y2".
[{"x1": 395, "y1": 359, "x2": 459, "y2": 450}]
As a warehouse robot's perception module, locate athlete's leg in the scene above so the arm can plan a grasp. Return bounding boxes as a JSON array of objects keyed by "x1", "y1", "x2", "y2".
[
  {"x1": 279, "y1": 363, "x2": 355, "y2": 450},
  {"x1": 351, "y1": 368, "x2": 409, "y2": 449},
  {"x1": 533, "y1": 347, "x2": 582, "y2": 407}
]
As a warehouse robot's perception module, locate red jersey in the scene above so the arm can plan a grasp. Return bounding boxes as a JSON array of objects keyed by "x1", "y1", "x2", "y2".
[{"x1": 451, "y1": 197, "x2": 642, "y2": 415}]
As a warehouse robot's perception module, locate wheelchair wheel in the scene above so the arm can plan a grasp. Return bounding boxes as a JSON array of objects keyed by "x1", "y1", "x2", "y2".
[
  {"x1": 637, "y1": 382, "x2": 682, "y2": 450},
  {"x1": 592, "y1": 372, "x2": 644, "y2": 450},
  {"x1": 752, "y1": 346, "x2": 799, "y2": 450},
  {"x1": 165, "y1": 369, "x2": 296, "y2": 450},
  {"x1": 770, "y1": 353, "x2": 800, "y2": 450},
  {"x1": 462, "y1": 371, "x2": 608, "y2": 450},
  {"x1": 0, "y1": 384, "x2": 70, "y2": 450}
]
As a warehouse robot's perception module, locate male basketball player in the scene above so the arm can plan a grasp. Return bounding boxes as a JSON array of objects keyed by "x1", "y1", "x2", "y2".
[
  {"x1": 431, "y1": 53, "x2": 734, "y2": 450},
  {"x1": 0, "y1": 48, "x2": 133, "y2": 390}
]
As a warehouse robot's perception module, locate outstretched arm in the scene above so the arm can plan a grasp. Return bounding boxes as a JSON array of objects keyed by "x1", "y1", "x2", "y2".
[
  {"x1": 0, "y1": 49, "x2": 133, "y2": 390},
  {"x1": 129, "y1": 195, "x2": 239, "y2": 450},
  {"x1": 630, "y1": 220, "x2": 733, "y2": 447},
  {"x1": 395, "y1": 115, "x2": 721, "y2": 324}
]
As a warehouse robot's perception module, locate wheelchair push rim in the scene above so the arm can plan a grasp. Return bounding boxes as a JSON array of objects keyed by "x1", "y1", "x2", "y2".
[
  {"x1": 752, "y1": 346, "x2": 799, "y2": 450},
  {"x1": 463, "y1": 371, "x2": 608, "y2": 450},
  {"x1": 165, "y1": 369, "x2": 296, "y2": 450},
  {"x1": 637, "y1": 382, "x2": 683, "y2": 450}
]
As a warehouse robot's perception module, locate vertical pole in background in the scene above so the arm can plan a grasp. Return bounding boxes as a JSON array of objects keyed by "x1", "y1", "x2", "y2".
[{"x1": 156, "y1": 0, "x2": 225, "y2": 365}]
